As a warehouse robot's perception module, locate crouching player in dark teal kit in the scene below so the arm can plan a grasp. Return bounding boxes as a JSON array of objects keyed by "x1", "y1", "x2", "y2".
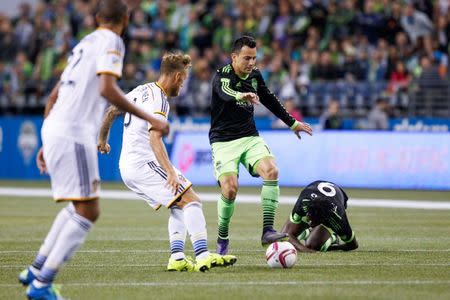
[{"x1": 282, "y1": 181, "x2": 358, "y2": 252}]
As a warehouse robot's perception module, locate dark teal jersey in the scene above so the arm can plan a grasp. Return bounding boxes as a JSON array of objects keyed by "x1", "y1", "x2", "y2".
[
  {"x1": 209, "y1": 64, "x2": 297, "y2": 144},
  {"x1": 290, "y1": 181, "x2": 354, "y2": 243}
]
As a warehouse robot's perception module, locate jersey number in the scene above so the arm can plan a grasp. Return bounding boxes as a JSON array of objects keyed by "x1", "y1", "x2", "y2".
[
  {"x1": 62, "y1": 49, "x2": 84, "y2": 86},
  {"x1": 123, "y1": 98, "x2": 137, "y2": 127},
  {"x1": 317, "y1": 182, "x2": 336, "y2": 197}
]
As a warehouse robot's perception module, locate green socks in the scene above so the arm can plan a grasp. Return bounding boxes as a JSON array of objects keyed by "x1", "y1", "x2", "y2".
[
  {"x1": 217, "y1": 195, "x2": 235, "y2": 240},
  {"x1": 261, "y1": 180, "x2": 280, "y2": 230}
]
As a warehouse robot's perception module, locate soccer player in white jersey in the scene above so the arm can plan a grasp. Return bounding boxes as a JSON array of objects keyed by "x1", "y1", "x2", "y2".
[
  {"x1": 18, "y1": 1, "x2": 169, "y2": 299},
  {"x1": 97, "y1": 52, "x2": 237, "y2": 272}
]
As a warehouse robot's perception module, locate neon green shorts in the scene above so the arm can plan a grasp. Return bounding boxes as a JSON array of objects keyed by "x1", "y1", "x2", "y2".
[{"x1": 211, "y1": 136, "x2": 274, "y2": 180}]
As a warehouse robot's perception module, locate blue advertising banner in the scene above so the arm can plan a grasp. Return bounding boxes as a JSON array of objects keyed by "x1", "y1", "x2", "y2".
[
  {"x1": 170, "y1": 131, "x2": 450, "y2": 190},
  {"x1": 1, "y1": 116, "x2": 450, "y2": 189},
  {"x1": 0, "y1": 116, "x2": 124, "y2": 181},
  {"x1": 0, "y1": 116, "x2": 44, "y2": 179}
]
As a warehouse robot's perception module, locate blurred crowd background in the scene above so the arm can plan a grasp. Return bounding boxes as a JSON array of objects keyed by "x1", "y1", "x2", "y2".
[{"x1": 0, "y1": 0, "x2": 449, "y2": 128}]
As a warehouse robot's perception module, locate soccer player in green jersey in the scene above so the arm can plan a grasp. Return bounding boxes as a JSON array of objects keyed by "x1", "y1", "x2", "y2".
[
  {"x1": 281, "y1": 180, "x2": 359, "y2": 252},
  {"x1": 209, "y1": 36, "x2": 313, "y2": 254}
]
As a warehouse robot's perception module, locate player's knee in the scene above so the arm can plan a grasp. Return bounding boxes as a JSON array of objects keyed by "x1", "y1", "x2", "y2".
[
  {"x1": 222, "y1": 185, "x2": 238, "y2": 200},
  {"x1": 261, "y1": 165, "x2": 278, "y2": 180},
  {"x1": 221, "y1": 180, "x2": 238, "y2": 200},
  {"x1": 305, "y1": 239, "x2": 322, "y2": 251},
  {"x1": 74, "y1": 200, "x2": 100, "y2": 223}
]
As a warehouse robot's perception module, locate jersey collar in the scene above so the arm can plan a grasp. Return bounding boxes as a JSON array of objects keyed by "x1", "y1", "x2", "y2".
[{"x1": 155, "y1": 82, "x2": 168, "y2": 97}]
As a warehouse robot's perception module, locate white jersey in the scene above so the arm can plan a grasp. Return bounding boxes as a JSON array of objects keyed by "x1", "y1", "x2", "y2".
[
  {"x1": 119, "y1": 82, "x2": 169, "y2": 168},
  {"x1": 42, "y1": 28, "x2": 125, "y2": 145}
]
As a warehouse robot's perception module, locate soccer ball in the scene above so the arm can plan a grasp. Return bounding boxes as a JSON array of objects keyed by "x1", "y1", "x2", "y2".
[{"x1": 265, "y1": 241, "x2": 297, "y2": 268}]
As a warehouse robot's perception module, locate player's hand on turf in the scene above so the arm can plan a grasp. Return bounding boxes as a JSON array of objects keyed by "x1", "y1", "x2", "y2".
[
  {"x1": 36, "y1": 147, "x2": 47, "y2": 174},
  {"x1": 97, "y1": 142, "x2": 111, "y2": 154},
  {"x1": 293, "y1": 122, "x2": 313, "y2": 139},
  {"x1": 240, "y1": 92, "x2": 260, "y2": 105},
  {"x1": 166, "y1": 171, "x2": 180, "y2": 195},
  {"x1": 149, "y1": 117, "x2": 170, "y2": 136}
]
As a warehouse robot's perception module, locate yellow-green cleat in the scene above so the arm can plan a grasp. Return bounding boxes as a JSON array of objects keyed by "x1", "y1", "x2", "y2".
[
  {"x1": 194, "y1": 253, "x2": 237, "y2": 272},
  {"x1": 167, "y1": 256, "x2": 195, "y2": 272}
]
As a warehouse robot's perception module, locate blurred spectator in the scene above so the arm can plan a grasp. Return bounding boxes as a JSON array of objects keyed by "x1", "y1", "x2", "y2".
[
  {"x1": 320, "y1": 100, "x2": 343, "y2": 130},
  {"x1": 311, "y1": 51, "x2": 339, "y2": 81},
  {"x1": 383, "y1": 1, "x2": 403, "y2": 44},
  {"x1": 356, "y1": 0, "x2": 383, "y2": 45},
  {"x1": 342, "y1": 51, "x2": 365, "y2": 81},
  {"x1": 0, "y1": 0, "x2": 448, "y2": 118},
  {"x1": 190, "y1": 58, "x2": 212, "y2": 116},
  {"x1": 0, "y1": 17, "x2": 17, "y2": 62},
  {"x1": 400, "y1": 2, "x2": 433, "y2": 45},
  {"x1": 367, "y1": 98, "x2": 389, "y2": 130},
  {"x1": 388, "y1": 61, "x2": 410, "y2": 93}
]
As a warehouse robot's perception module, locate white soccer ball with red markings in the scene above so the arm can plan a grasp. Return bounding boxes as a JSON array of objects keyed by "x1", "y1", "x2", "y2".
[{"x1": 265, "y1": 241, "x2": 297, "y2": 268}]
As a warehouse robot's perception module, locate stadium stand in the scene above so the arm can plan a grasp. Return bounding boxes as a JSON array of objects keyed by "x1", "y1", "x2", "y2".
[{"x1": 0, "y1": 0, "x2": 449, "y2": 118}]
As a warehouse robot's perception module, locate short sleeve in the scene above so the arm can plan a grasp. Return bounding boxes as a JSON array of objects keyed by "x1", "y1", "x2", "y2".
[
  {"x1": 146, "y1": 86, "x2": 169, "y2": 131},
  {"x1": 96, "y1": 36, "x2": 124, "y2": 79},
  {"x1": 290, "y1": 198, "x2": 308, "y2": 224}
]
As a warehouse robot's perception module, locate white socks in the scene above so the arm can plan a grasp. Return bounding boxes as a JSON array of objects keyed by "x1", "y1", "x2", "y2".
[
  {"x1": 37, "y1": 212, "x2": 92, "y2": 283},
  {"x1": 168, "y1": 207, "x2": 187, "y2": 260},
  {"x1": 183, "y1": 202, "x2": 209, "y2": 259}
]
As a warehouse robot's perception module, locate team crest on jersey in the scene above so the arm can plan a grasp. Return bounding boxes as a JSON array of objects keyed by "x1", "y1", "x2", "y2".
[
  {"x1": 92, "y1": 179, "x2": 100, "y2": 193},
  {"x1": 142, "y1": 90, "x2": 149, "y2": 102},
  {"x1": 251, "y1": 78, "x2": 258, "y2": 91},
  {"x1": 215, "y1": 161, "x2": 222, "y2": 172},
  {"x1": 112, "y1": 56, "x2": 120, "y2": 65},
  {"x1": 178, "y1": 174, "x2": 187, "y2": 183}
]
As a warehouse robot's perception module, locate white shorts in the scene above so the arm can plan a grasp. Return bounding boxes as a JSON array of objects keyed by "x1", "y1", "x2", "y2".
[
  {"x1": 120, "y1": 161, "x2": 192, "y2": 210},
  {"x1": 42, "y1": 134, "x2": 100, "y2": 202}
]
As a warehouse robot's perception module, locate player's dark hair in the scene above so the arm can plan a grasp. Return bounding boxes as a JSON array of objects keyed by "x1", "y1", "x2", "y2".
[
  {"x1": 160, "y1": 52, "x2": 192, "y2": 75},
  {"x1": 96, "y1": 0, "x2": 128, "y2": 24},
  {"x1": 232, "y1": 36, "x2": 256, "y2": 53},
  {"x1": 306, "y1": 198, "x2": 335, "y2": 226}
]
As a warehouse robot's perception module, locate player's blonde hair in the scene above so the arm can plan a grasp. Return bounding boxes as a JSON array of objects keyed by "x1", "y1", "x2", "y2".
[{"x1": 160, "y1": 52, "x2": 192, "y2": 75}]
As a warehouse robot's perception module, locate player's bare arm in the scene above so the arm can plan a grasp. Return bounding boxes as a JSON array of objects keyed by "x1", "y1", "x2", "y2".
[
  {"x1": 99, "y1": 74, "x2": 170, "y2": 135},
  {"x1": 98, "y1": 105, "x2": 123, "y2": 154},
  {"x1": 281, "y1": 219, "x2": 315, "y2": 253},
  {"x1": 149, "y1": 130, "x2": 179, "y2": 195}
]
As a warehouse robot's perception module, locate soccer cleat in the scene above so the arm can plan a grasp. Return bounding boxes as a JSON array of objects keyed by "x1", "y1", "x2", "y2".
[
  {"x1": 216, "y1": 237, "x2": 229, "y2": 255},
  {"x1": 167, "y1": 256, "x2": 195, "y2": 272},
  {"x1": 261, "y1": 228, "x2": 289, "y2": 247},
  {"x1": 26, "y1": 282, "x2": 65, "y2": 300},
  {"x1": 194, "y1": 253, "x2": 237, "y2": 272},
  {"x1": 19, "y1": 267, "x2": 37, "y2": 286},
  {"x1": 217, "y1": 254, "x2": 237, "y2": 267}
]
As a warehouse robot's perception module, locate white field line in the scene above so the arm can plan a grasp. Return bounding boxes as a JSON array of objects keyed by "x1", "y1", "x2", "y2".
[
  {"x1": 0, "y1": 187, "x2": 449, "y2": 210},
  {"x1": 1, "y1": 263, "x2": 449, "y2": 268},
  {"x1": 1, "y1": 249, "x2": 449, "y2": 254},
  {"x1": 1, "y1": 280, "x2": 450, "y2": 288}
]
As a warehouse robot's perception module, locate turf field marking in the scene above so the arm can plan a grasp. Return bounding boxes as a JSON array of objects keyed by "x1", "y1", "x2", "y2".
[
  {"x1": 2, "y1": 263, "x2": 449, "y2": 268},
  {"x1": 1, "y1": 249, "x2": 449, "y2": 253},
  {"x1": 0, "y1": 187, "x2": 449, "y2": 210},
  {"x1": 1, "y1": 280, "x2": 450, "y2": 288}
]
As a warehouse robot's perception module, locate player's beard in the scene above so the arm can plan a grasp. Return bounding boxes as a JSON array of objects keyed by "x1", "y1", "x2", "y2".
[{"x1": 120, "y1": 18, "x2": 129, "y2": 38}]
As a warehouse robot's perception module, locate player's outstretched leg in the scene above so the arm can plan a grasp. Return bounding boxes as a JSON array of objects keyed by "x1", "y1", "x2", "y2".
[
  {"x1": 182, "y1": 201, "x2": 236, "y2": 272},
  {"x1": 260, "y1": 179, "x2": 288, "y2": 246},
  {"x1": 26, "y1": 201, "x2": 96, "y2": 300},
  {"x1": 216, "y1": 194, "x2": 235, "y2": 255},
  {"x1": 19, "y1": 203, "x2": 75, "y2": 286},
  {"x1": 166, "y1": 207, "x2": 194, "y2": 272}
]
